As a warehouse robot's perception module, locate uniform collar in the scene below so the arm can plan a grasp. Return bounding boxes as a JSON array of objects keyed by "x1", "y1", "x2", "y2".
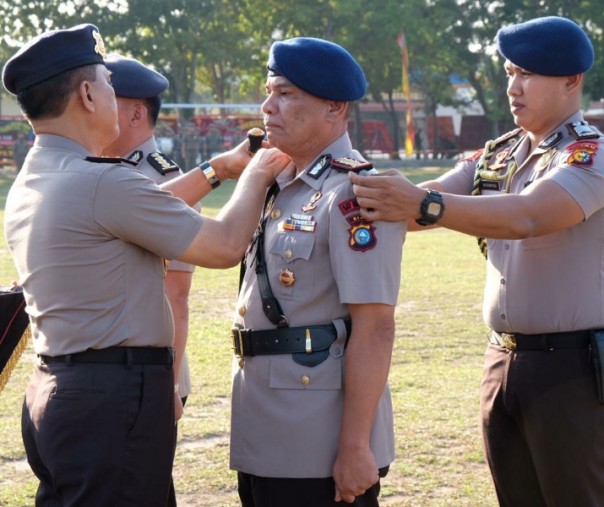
[{"x1": 34, "y1": 134, "x2": 92, "y2": 157}]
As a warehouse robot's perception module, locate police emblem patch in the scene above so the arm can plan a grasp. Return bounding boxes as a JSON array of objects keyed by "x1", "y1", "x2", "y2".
[
  {"x1": 565, "y1": 141, "x2": 598, "y2": 166},
  {"x1": 348, "y1": 221, "x2": 376, "y2": 252}
]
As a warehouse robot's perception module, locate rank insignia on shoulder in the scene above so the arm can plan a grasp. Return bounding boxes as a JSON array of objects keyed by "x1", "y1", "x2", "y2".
[
  {"x1": 127, "y1": 150, "x2": 144, "y2": 165},
  {"x1": 567, "y1": 122, "x2": 600, "y2": 140},
  {"x1": 85, "y1": 156, "x2": 138, "y2": 166},
  {"x1": 330, "y1": 157, "x2": 374, "y2": 172},
  {"x1": 147, "y1": 152, "x2": 180, "y2": 175},
  {"x1": 307, "y1": 154, "x2": 332, "y2": 179},
  {"x1": 565, "y1": 141, "x2": 598, "y2": 167}
]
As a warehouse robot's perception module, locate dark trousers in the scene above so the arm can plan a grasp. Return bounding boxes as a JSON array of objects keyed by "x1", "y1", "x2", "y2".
[
  {"x1": 480, "y1": 343, "x2": 604, "y2": 507},
  {"x1": 167, "y1": 396, "x2": 187, "y2": 507},
  {"x1": 22, "y1": 360, "x2": 175, "y2": 507},
  {"x1": 237, "y1": 467, "x2": 388, "y2": 507}
]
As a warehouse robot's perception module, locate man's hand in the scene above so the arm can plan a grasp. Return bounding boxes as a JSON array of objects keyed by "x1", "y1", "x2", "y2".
[
  {"x1": 174, "y1": 393, "x2": 184, "y2": 422},
  {"x1": 349, "y1": 169, "x2": 425, "y2": 222},
  {"x1": 243, "y1": 147, "x2": 292, "y2": 187},
  {"x1": 333, "y1": 446, "x2": 380, "y2": 503}
]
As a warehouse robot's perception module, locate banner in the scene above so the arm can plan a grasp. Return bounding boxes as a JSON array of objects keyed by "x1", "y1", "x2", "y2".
[{"x1": 396, "y1": 32, "x2": 415, "y2": 156}]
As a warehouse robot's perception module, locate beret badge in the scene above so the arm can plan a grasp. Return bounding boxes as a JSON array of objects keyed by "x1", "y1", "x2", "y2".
[{"x1": 92, "y1": 30, "x2": 106, "y2": 58}]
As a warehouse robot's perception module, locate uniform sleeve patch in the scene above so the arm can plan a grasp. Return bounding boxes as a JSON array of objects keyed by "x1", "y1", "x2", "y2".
[
  {"x1": 346, "y1": 214, "x2": 376, "y2": 252},
  {"x1": 564, "y1": 141, "x2": 598, "y2": 167},
  {"x1": 338, "y1": 198, "x2": 361, "y2": 216}
]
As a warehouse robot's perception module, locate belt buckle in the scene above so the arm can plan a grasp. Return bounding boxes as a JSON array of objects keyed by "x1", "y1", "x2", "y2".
[
  {"x1": 501, "y1": 333, "x2": 517, "y2": 351},
  {"x1": 233, "y1": 327, "x2": 245, "y2": 367}
]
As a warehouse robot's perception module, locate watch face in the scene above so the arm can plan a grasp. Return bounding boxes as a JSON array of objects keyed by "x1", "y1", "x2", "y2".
[{"x1": 427, "y1": 201, "x2": 442, "y2": 216}]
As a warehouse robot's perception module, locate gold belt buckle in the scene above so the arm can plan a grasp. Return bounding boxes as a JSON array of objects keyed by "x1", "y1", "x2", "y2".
[
  {"x1": 233, "y1": 327, "x2": 245, "y2": 367},
  {"x1": 501, "y1": 333, "x2": 517, "y2": 351}
]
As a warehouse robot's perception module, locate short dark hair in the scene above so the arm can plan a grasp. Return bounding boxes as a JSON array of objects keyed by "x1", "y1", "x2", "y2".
[
  {"x1": 143, "y1": 95, "x2": 162, "y2": 126},
  {"x1": 16, "y1": 64, "x2": 98, "y2": 120}
]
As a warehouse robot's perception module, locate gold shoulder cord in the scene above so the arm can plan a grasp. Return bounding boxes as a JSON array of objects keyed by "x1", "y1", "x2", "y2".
[
  {"x1": 472, "y1": 133, "x2": 521, "y2": 258},
  {"x1": 0, "y1": 326, "x2": 30, "y2": 393}
]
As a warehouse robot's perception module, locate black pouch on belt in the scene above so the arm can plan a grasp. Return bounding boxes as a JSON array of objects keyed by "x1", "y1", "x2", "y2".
[{"x1": 590, "y1": 330, "x2": 604, "y2": 403}]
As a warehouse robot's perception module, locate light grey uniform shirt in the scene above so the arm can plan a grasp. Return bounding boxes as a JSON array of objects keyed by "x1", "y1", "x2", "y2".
[
  {"x1": 436, "y1": 111, "x2": 604, "y2": 333},
  {"x1": 230, "y1": 133, "x2": 406, "y2": 478},
  {"x1": 4, "y1": 134, "x2": 204, "y2": 356},
  {"x1": 127, "y1": 136, "x2": 196, "y2": 397}
]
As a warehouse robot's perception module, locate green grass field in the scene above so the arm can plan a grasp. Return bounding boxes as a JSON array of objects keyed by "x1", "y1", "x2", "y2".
[{"x1": 0, "y1": 167, "x2": 498, "y2": 506}]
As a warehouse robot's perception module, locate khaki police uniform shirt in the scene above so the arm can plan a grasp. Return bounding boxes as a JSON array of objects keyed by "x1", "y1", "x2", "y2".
[
  {"x1": 127, "y1": 136, "x2": 195, "y2": 398},
  {"x1": 230, "y1": 133, "x2": 406, "y2": 478},
  {"x1": 436, "y1": 111, "x2": 604, "y2": 333},
  {"x1": 4, "y1": 134, "x2": 204, "y2": 356}
]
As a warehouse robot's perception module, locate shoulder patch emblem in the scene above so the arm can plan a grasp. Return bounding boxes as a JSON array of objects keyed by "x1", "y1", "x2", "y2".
[
  {"x1": 346, "y1": 214, "x2": 376, "y2": 252},
  {"x1": 338, "y1": 198, "x2": 361, "y2": 216},
  {"x1": 147, "y1": 152, "x2": 179, "y2": 175},
  {"x1": 565, "y1": 141, "x2": 598, "y2": 167},
  {"x1": 330, "y1": 157, "x2": 373, "y2": 172}
]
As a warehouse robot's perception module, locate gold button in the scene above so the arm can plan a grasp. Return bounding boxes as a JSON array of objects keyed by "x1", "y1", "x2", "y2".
[
  {"x1": 238, "y1": 305, "x2": 246, "y2": 317},
  {"x1": 284, "y1": 249, "x2": 293, "y2": 260},
  {"x1": 300, "y1": 375, "x2": 311, "y2": 385},
  {"x1": 271, "y1": 209, "x2": 281, "y2": 220}
]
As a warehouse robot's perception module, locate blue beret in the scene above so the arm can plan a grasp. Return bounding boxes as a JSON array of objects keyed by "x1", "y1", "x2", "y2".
[
  {"x1": 105, "y1": 53, "x2": 169, "y2": 98},
  {"x1": 267, "y1": 37, "x2": 367, "y2": 101},
  {"x1": 2, "y1": 23, "x2": 106, "y2": 95},
  {"x1": 496, "y1": 16, "x2": 594, "y2": 76}
]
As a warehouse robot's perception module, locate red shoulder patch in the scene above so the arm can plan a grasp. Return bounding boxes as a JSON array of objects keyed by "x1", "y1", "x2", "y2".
[{"x1": 565, "y1": 141, "x2": 599, "y2": 167}]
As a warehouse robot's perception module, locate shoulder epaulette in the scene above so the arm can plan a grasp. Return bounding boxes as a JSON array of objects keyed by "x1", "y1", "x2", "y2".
[
  {"x1": 85, "y1": 156, "x2": 138, "y2": 166},
  {"x1": 147, "y1": 152, "x2": 180, "y2": 175},
  {"x1": 566, "y1": 122, "x2": 600, "y2": 140},
  {"x1": 330, "y1": 157, "x2": 374, "y2": 173},
  {"x1": 492, "y1": 127, "x2": 524, "y2": 147}
]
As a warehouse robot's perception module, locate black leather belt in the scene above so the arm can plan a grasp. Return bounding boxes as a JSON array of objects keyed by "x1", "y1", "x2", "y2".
[
  {"x1": 491, "y1": 331, "x2": 591, "y2": 351},
  {"x1": 39, "y1": 346, "x2": 175, "y2": 368},
  {"x1": 232, "y1": 323, "x2": 349, "y2": 357}
]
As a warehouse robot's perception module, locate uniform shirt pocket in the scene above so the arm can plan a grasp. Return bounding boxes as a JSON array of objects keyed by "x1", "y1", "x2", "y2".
[
  {"x1": 269, "y1": 232, "x2": 316, "y2": 301},
  {"x1": 269, "y1": 356, "x2": 342, "y2": 390}
]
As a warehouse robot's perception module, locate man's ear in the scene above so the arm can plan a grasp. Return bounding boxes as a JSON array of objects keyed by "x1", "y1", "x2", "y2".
[
  {"x1": 79, "y1": 81, "x2": 95, "y2": 112},
  {"x1": 565, "y1": 73, "x2": 583, "y2": 93},
  {"x1": 131, "y1": 103, "x2": 148, "y2": 126},
  {"x1": 327, "y1": 100, "x2": 348, "y2": 119}
]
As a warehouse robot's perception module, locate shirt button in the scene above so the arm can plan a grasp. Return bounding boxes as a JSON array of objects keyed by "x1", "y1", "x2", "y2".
[
  {"x1": 300, "y1": 375, "x2": 311, "y2": 385},
  {"x1": 500, "y1": 314, "x2": 506, "y2": 320},
  {"x1": 284, "y1": 249, "x2": 293, "y2": 260},
  {"x1": 500, "y1": 278, "x2": 506, "y2": 285},
  {"x1": 504, "y1": 244, "x2": 510, "y2": 250},
  {"x1": 271, "y1": 209, "x2": 281, "y2": 220},
  {"x1": 238, "y1": 305, "x2": 247, "y2": 317}
]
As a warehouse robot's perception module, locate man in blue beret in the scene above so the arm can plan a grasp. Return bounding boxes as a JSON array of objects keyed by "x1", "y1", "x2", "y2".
[
  {"x1": 230, "y1": 37, "x2": 405, "y2": 506},
  {"x1": 350, "y1": 15, "x2": 604, "y2": 506},
  {"x1": 2, "y1": 24, "x2": 289, "y2": 506}
]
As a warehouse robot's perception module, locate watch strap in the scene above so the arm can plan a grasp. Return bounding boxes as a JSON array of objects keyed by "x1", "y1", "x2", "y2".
[{"x1": 200, "y1": 161, "x2": 220, "y2": 189}]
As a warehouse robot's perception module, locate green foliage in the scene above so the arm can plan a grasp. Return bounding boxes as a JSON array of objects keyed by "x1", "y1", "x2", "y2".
[{"x1": 1, "y1": 1, "x2": 603, "y2": 141}]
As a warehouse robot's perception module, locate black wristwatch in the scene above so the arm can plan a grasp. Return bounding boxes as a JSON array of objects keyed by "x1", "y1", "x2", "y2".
[{"x1": 415, "y1": 189, "x2": 444, "y2": 226}]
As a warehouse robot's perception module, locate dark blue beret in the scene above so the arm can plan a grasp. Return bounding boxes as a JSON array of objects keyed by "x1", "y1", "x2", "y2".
[
  {"x1": 2, "y1": 23, "x2": 106, "y2": 95},
  {"x1": 105, "y1": 53, "x2": 169, "y2": 98},
  {"x1": 267, "y1": 37, "x2": 367, "y2": 101},
  {"x1": 496, "y1": 16, "x2": 594, "y2": 76}
]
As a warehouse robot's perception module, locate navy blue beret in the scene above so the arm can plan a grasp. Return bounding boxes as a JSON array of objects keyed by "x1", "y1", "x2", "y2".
[
  {"x1": 496, "y1": 16, "x2": 594, "y2": 76},
  {"x1": 2, "y1": 23, "x2": 106, "y2": 95},
  {"x1": 267, "y1": 37, "x2": 367, "y2": 101},
  {"x1": 105, "y1": 53, "x2": 169, "y2": 98}
]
